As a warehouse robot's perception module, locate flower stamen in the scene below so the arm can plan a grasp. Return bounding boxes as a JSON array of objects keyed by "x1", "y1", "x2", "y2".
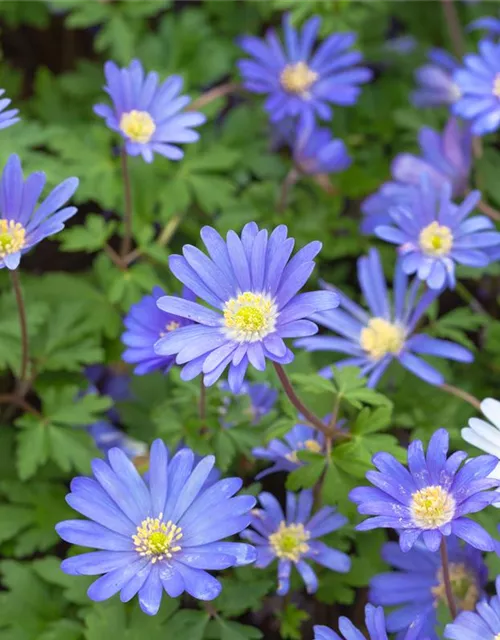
[
  {"x1": 223, "y1": 292, "x2": 278, "y2": 343},
  {"x1": 285, "y1": 439, "x2": 322, "y2": 463},
  {"x1": 410, "y1": 486, "x2": 456, "y2": 529},
  {"x1": 360, "y1": 318, "x2": 405, "y2": 361},
  {"x1": 419, "y1": 222, "x2": 453, "y2": 257},
  {"x1": 280, "y1": 62, "x2": 318, "y2": 96},
  {"x1": 120, "y1": 110, "x2": 156, "y2": 144},
  {"x1": 132, "y1": 512, "x2": 182, "y2": 563},
  {"x1": 493, "y1": 73, "x2": 500, "y2": 99},
  {"x1": 431, "y1": 562, "x2": 479, "y2": 611},
  {"x1": 0, "y1": 219, "x2": 26, "y2": 259},
  {"x1": 269, "y1": 521, "x2": 310, "y2": 562}
]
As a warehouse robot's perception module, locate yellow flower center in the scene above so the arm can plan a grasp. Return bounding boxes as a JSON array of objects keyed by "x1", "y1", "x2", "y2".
[
  {"x1": 431, "y1": 562, "x2": 479, "y2": 612},
  {"x1": 159, "y1": 320, "x2": 181, "y2": 338},
  {"x1": 280, "y1": 62, "x2": 318, "y2": 96},
  {"x1": 419, "y1": 222, "x2": 453, "y2": 257},
  {"x1": 269, "y1": 521, "x2": 310, "y2": 563},
  {"x1": 360, "y1": 318, "x2": 405, "y2": 361},
  {"x1": 410, "y1": 486, "x2": 456, "y2": 529},
  {"x1": 132, "y1": 513, "x2": 182, "y2": 563},
  {"x1": 0, "y1": 219, "x2": 26, "y2": 259},
  {"x1": 493, "y1": 73, "x2": 500, "y2": 98},
  {"x1": 285, "y1": 439, "x2": 323, "y2": 463},
  {"x1": 223, "y1": 291, "x2": 278, "y2": 343},
  {"x1": 120, "y1": 109, "x2": 156, "y2": 144}
]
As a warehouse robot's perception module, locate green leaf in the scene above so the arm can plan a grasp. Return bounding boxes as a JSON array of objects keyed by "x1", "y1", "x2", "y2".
[
  {"x1": 167, "y1": 610, "x2": 209, "y2": 639},
  {"x1": 353, "y1": 406, "x2": 392, "y2": 434},
  {"x1": 277, "y1": 604, "x2": 309, "y2": 640},
  {"x1": 60, "y1": 214, "x2": 116, "y2": 253},
  {"x1": 210, "y1": 618, "x2": 263, "y2": 640},
  {"x1": 215, "y1": 577, "x2": 274, "y2": 617},
  {"x1": 286, "y1": 456, "x2": 325, "y2": 491}
]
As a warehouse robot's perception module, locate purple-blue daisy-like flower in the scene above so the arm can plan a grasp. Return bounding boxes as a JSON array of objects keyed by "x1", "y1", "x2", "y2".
[
  {"x1": 370, "y1": 537, "x2": 486, "y2": 639},
  {"x1": 88, "y1": 421, "x2": 148, "y2": 461},
  {"x1": 0, "y1": 88, "x2": 20, "y2": 130},
  {"x1": 375, "y1": 176, "x2": 500, "y2": 290},
  {"x1": 252, "y1": 422, "x2": 325, "y2": 479},
  {"x1": 444, "y1": 576, "x2": 500, "y2": 640},
  {"x1": 153, "y1": 222, "x2": 339, "y2": 393},
  {"x1": 453, "y1": 40, "x2": 500, "y2": 135},
  {"x1": 296, "y1": 248, "x2": 473, "y2": 388},
  {"x1": 94, "y1": 59, "x2": 206, "y2": 163},
  {"x1": 290, "y1": 113, "x2": 351, "y2": 176},
  {"x1": 350, "y1": 428, "x2": 500, "y2": 553},
  {"x1": 237, "y1": 13, "x2": 372, "y2": 123},
  {"x1": 362, "y1": 117, "x2": 472, "y2": 233},
  {"x1": 122, "y1": 286, "x2": 195, "y2": 375},
  {"x1": 241, "y1": 489, "x2": 350, "y2": 595},
  {"x1": 56, "y1": 440, "x2": 256, "y2": 615},
  {"x1": 411, "y1": 48, "x2": 461, "y2": 108},
  {"x1": 314, "y1": 604, "x2": 424, "y2": 640},
  {"x1": 0, "y1": 154, "x2": 78, "y2": 270}
]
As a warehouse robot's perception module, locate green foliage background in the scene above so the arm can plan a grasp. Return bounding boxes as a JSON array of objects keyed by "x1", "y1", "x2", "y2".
[{"x1": 0, "y1": 1, "x2": 499, "y2": 638}]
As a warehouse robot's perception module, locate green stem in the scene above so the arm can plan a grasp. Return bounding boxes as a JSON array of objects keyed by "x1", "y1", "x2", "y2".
[
  {"x1": 120, "y1": 147, "x2": 133, "y2": 258},
  {"x1": 440, "y1": 383, "x2": 481, "y2": 411},
  {"x1": 10, "y1": 270, "x2": 29, "y2": 383},
  {"x1": 440, "y1": 537, "x2": 458, "y2": 619}
]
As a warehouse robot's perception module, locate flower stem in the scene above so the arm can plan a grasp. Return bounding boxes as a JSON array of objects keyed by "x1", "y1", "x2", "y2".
[
  {"x1": 440, "y1": 383, "x2": 481, "y2": 411},
  {"x1": 120, "y1": 147, "x2": 133, "y2": 258},
  {"x1": 199, "y1": 378, "x2": 207, "y2": 428},
  {"x1": 10, "y1": 270, "x2": 29, "y2": 384},
  {"x1": 477, "y1": 199, "x2": 500, "y2": 222},
  {"x1": 273, "y1": 362, "x2": 344, "y2": 439},
  {"x1": 277, "y1": 168, "x2": 299, "y2": 213},
  {"x1": 440, "y1": 0, "x2": 466, "y2": 58},
  {"x1": 189, "y1": 82, "x2": 239, "y2": 112},
  {"x1": 440, "y1": 537, "x2": 458, "y2": 619}
]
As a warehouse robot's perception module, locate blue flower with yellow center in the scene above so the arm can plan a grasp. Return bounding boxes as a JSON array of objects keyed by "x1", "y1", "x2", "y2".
[
  {"x1": 375, "y1": 175, "x2": 500, "y2": 290},
  {"x1": 242, "y1": 489, "x2": 350, "y2": 595},
  {"x1": 350, "y1": 428, "x2": 499, "y2": 553},
  {"x1": 0, "y1": 154, "x2": 78, "y2": 270},
  {"x1": 297, "y1": 248, "x2": 473, "y2": 388},
  {"x1": 94, "y1": 59, "x2": 205, "y2": 163},
  {"x1": 153, "y1": 222, "x2": 339, "y2": 392},
  {"x1": 370, "y1": 537, "x2": 487, "y2": 639},
  {"x1": 412, "y1": 48, "x2": 461, "y2": 108},
  {"x1": 253, "y1": 422, "x2": 325, "y2": 478},
  {"x1": 56, "y1": 440, "x2": 256, "y2": 615},
  {"x1": 122, "y1": 286, "x2": 195, "y2": 375},
  {"x1": 237, "y1": 13, "x2": 371, "y2": 123}
]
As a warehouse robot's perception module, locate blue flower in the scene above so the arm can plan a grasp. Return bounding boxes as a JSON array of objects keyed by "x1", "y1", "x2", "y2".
[
  {"x1": 445, "y1": 576, "x2": 500, "y2": 640},
  {"x1": 242, "y1": 489, "x2": 350, "y2": 595},
  {"x1": 56, "y1": 440, "x2": 256, "y2": 615},
  {"x1": 314, "y1": 604, "x2": 424, "y2": 640},
  {"x1": 0, "y1": 154, "x2": 78, "y2": 270},
  {"x1": 94, "y1": 59, "x2": 205, "y2": 163},
  {"x1": 362, "y1": 117, "x2": 472, "y2": 234},
  {"x1": 290, "y1": 113, "x2": 351, "y2": 176},
  {"x1": 237, "y1": 14, "x2": 372, "y2": 123},
  {"x1": 296, "y1": 248, "x2": 473, "y2": 388},
  {"x1": 370, "y1": 537, "x2": 487, "y2": 639},
  {"x1": 0, "y1": 89, "x2": 20, "y2": 130},
  {"x1": 219, "y1": 381, "x2": 278, "y2": 426},
  {"x1": 122, "y1": 286, "x2": 195, "y2": 375},
  {"x1": 453, "y1": 40, "x2": 500, "y2": 135},
  {"x1": 350, "y1": 428, "x2": 499, "y2": 553},
  {"x1": 412, "y1": 48, "x2": 461, "y2": 108},
  {"x1": 154, "y1": 222, "x2": 339, "y2": 392},
  {"x1": 375, "y1": 177, "x2": 500, "y2": 290},
  {"x1": 253, "y1": 422, "x2": 324, "y2": 478}
]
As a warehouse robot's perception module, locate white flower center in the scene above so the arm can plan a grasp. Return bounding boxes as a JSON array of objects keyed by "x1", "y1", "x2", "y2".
[
  {"x1": 269, "y1": 521, "x2": 310, "y2": 562},
  {"x1": 132, "y1": 512, "x2": 182, "y2": 563},
  {"x1": 0, "y1": 219, "x2": 26, "y2": 258},
  {"x1": 410, "y1": 485, "x2": 455, "y2": 529},
  {"x1": 280, "y1": 62, "x2": 318, "y2": 96},
  {"x1": 419, "y1": 222, "x2": 453, "y2": 257},
  {"x1": 360, "y1": 318, "x2": 405, "y2": 361},
  {"x1": 120, "y1": 110, "x2": 156, "y2": 144},
  {"x1": 223, "y1": 291, "x2": 278, "y2": 343}
]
